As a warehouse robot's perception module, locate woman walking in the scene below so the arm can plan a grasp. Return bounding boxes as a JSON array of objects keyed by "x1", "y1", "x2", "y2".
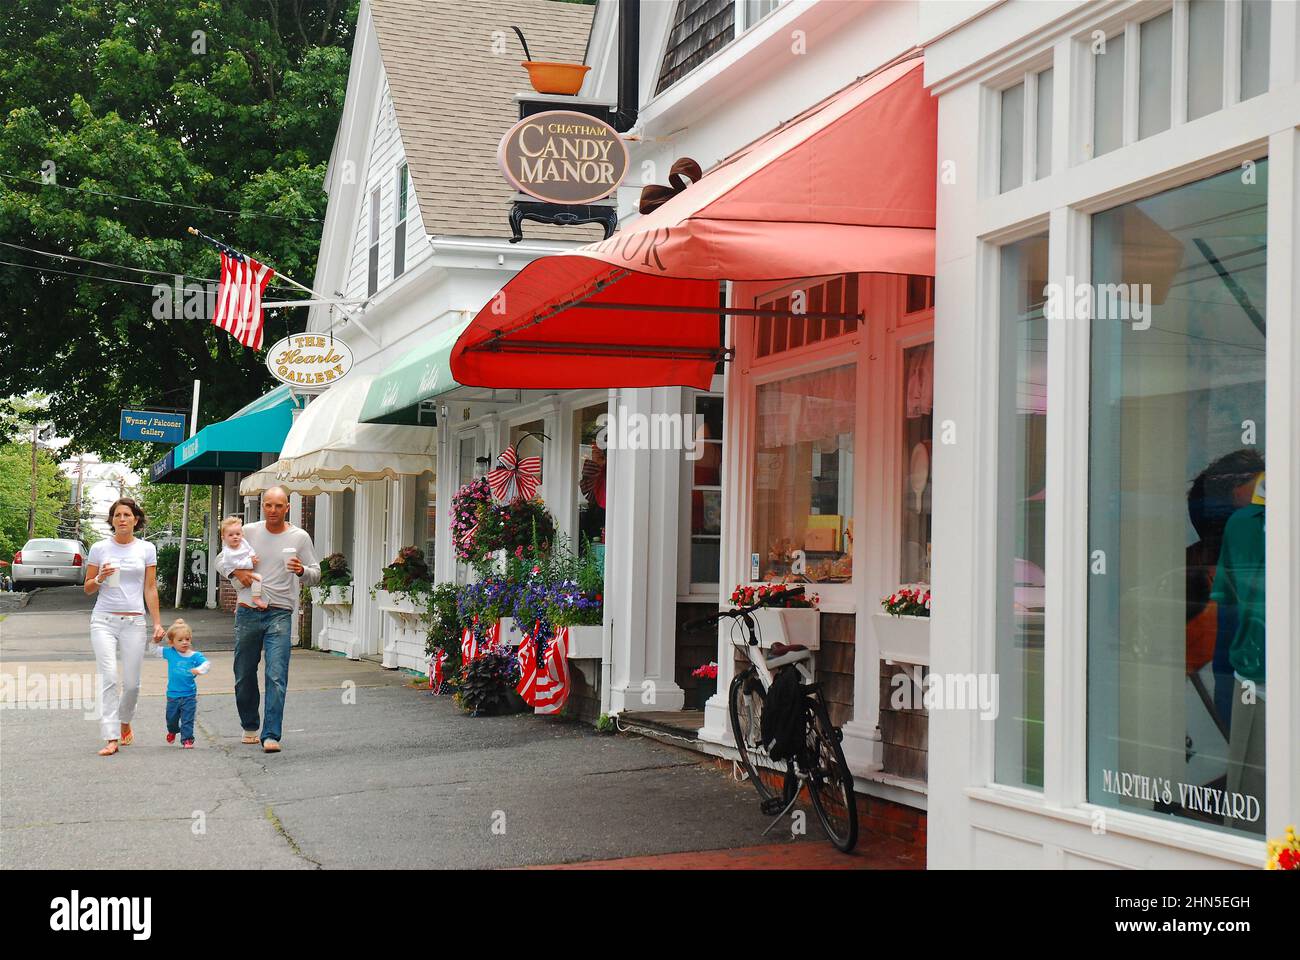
[{"x1": 83, "y1": 498, "x2": 166, "y2": 755}]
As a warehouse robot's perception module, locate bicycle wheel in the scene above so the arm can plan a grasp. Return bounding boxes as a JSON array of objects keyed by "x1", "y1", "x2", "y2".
[
  {"x1": 728, "y1": 668, "x2": 784, "y2": 804},
  {"x1": 804, "y1": 694, "x2": 859, "y2": 852}
]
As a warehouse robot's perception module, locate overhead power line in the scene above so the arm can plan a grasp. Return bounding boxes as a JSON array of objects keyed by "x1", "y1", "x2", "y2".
[
  {"x1": 0, "y1": 172, "x2": 324, "y2": 223},
  {"x1": 0, "y1": 239, "x2": 298, "y2": 291},
  {"x1": 0, "y1": 258, "x2": 306, "y2": 306}
]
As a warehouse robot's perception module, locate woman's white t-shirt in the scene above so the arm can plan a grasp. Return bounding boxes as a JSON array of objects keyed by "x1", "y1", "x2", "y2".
[{"x1": 87, "y1": 538, "x2": 158, "y2": 614}]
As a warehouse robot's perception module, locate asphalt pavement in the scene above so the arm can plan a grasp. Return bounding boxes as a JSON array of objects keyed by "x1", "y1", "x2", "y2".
[{"x1": 0, "y1": 587, "x2": 847, "y2": 869}]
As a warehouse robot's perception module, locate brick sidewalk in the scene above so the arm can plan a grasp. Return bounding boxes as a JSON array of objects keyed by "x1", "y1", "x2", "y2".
[{"x1": 531, "y1": 836, "x2": 923, "y2": 870}]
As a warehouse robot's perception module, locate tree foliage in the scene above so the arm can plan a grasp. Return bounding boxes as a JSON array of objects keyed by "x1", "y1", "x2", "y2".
[
  {"x1": 0, "y1": 440, "x2": 72, "y2": 562},
  {"x1": 133, "y1": 477, "x2": 211, "y2": 542},
  {"x1": 0, "y1": 0, "x2": 357, "y2": 468}
]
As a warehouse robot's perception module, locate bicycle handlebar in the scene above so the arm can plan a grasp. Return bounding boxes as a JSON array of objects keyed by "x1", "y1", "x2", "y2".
[{"x1": 681, "y1": 587, "x2": 806, "y2": 633}]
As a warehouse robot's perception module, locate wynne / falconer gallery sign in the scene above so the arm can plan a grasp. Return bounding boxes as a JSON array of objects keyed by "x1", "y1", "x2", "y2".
[{"x1": 498, "y1": 110, "x2": 628, "y2": 205}]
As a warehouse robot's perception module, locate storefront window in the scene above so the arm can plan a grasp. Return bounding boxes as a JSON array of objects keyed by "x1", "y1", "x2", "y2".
[
  {"x1": 1087, "y1": 161, "x2": 1268, "y2": 836},
  {"x1": 993, "y1": 233, "x2": 1048, "y2": 790},
  {"x1": 691, "y1": 394, "x2": 723, "y2": 585},
  {"x1": 411, "y1": 470, "x2": 435, "y2": 568},
  {"x1": 574, "y1": 402, "x2": 607, "y2": 547},
  {"x1": 457, "y1": 435, "x2": 475, "y2": 487},
  {"x1": 900, "y1": 343, "x2": 933, "y2": 585},
  {"x1": 752, "y1": 364, "x2": 854, "y2": 584}
]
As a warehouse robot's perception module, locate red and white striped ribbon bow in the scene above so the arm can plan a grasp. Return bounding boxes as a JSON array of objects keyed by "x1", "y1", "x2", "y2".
[
  {"x1": 486, "y1": 444, "x2": 541, "y2": 503},
  {"x1": 211, "y1": 250, "x2": 272, "y2": 350}
]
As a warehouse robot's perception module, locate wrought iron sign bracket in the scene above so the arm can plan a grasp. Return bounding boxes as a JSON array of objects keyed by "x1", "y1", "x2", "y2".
[{"x1": 509, "y1": 200, "x2": 618, "y2": 244}]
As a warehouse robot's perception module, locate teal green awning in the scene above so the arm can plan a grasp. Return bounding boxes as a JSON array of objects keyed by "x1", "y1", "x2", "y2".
[
  {"x1": 359, "y1": 320, "x2": 470, "y2": 425},
  {"x1": 172, "y1": 388, "x2": 296, "y2": 472}
]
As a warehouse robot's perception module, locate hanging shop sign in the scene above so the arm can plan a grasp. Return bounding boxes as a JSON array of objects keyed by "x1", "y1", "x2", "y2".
[
  {"x1": 498, "y1": 110, "x2": 629, "y2": 205},
  {"x1": 265, "y1": 334, "x2": 354, "y2": 390},
  {"x1": 120, "y1": 410, "x2": 186, "y2": 444}
]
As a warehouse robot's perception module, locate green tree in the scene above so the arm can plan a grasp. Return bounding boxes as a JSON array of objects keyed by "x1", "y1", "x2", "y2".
[
  {"x1": 0, "y1": 440, "x2": 72, "y2": 562},
  {"x1": 0, "y1": 0, "x2": 357, "y2": 468},
  {"x1": 133, "y1": 478, "x2": 211, "y2": 543}
]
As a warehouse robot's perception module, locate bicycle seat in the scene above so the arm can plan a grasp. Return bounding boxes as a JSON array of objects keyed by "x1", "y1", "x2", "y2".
[
  {"x1": 765, "y1": 643, "x2": 813, "y2": 669},
  {"x1": 768, "y1": 642, "x2": 807, "y2": 657}
]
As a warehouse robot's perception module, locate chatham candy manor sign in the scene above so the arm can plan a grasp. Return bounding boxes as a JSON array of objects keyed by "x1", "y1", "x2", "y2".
[
  {"x1": 498, "y1": 110, "x2": 629, "y2": 205},
  {"x1": 265, "y1": 334, "x2": 354, "y2": 390}
]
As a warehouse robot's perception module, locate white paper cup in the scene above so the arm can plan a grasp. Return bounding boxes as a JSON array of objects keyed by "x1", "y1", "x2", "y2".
[
  {"x1": 107, "y1": 568, "x2": 121, "y2": 589},
  {"x1": 283, "y1": 547, "x2": 297, "y2": 570}
]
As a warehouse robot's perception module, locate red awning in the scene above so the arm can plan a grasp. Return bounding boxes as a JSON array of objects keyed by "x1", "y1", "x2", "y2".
[{"x1": 452, "y1": 56, "x2": 937, "y2": 391}]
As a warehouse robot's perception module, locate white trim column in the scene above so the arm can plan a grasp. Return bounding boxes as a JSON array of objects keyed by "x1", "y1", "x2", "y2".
[
  {"x1": 351, "y1": 480, "x2": 387, "y2": 658},
  {"x1": 1265, "y1": 124, "x2": 1299, "y2": 839},
  {"x1": 205, "y1": 484, "x2": 220, "y2": 608},
  {"x1": 606, "y1": 387, "x2": 687, "y2": 713}
]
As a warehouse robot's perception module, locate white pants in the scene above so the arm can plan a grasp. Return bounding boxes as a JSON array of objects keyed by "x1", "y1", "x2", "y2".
[{"x1": 89, "y1": 612, "x2": 148, "y2": 740}]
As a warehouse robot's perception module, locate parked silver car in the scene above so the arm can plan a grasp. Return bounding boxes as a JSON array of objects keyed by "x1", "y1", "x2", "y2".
[{"x1": 11, "y1": 538, "x2": 88, "y2": 588}]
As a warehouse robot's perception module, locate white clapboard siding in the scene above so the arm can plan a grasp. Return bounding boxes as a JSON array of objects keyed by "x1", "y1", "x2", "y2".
[{"x1": 342, "y1": 77, "x2": 431, "y2": 303}]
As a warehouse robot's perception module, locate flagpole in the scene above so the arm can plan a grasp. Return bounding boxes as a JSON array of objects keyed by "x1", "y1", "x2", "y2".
[
  {"x1": 175, "y1": 379, "x2": 199, "y2": 609},
  {"x1": 185, "y1": 227, "x2": 381, "y2": 346}
]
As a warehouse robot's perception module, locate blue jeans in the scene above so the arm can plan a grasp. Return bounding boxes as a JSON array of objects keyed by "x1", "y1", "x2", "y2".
[
  {"x1": 167, "y1": 694, "x2": 197, "y2": 741},
  {"x1": 233, "y1": 606, "x2": 292, "y2": 743}
]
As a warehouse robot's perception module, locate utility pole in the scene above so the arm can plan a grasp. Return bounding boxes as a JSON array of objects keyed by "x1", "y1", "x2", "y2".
[{"x1": 26, "y1": 423, "x2": 39, "y2": 540}]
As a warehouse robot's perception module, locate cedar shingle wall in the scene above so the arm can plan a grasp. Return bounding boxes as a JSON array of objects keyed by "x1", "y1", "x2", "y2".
[
  {"x1": 656, "y1": 0, "x2": 736, "y2": 95},
  {"x1": 878, "y1": 662, "x2": 929, "y2": 780},
  {"x1": 817, "y1": 612, "x2": 855, "y2": 728}
]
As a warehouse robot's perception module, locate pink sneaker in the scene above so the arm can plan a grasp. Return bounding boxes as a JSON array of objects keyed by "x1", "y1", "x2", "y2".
[
  {"x1": 166, "y1": 732, "x2": 176, "y2": 744},
  {"x1": 182, "y1": 740, "x2": 195, "y2": 749}
]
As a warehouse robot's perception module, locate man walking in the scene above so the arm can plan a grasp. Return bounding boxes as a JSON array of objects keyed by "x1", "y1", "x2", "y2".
[{"x1": 220, "y1": 486, "x2": 319, "y2": 753}]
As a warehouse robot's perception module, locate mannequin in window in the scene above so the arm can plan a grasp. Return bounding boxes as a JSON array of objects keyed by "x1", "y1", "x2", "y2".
[
  {"x1": 1211, "y1": 471, "x2": 1266, "y2": 833},
  {"x1": 1184, "y1": 449, "x2": 1264, "y2": 729}
]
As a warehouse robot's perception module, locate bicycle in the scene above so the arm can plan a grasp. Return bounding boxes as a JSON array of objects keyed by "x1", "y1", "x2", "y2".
[{"x1": 685, "y1": 590, "x2": 859, "y2": 852}]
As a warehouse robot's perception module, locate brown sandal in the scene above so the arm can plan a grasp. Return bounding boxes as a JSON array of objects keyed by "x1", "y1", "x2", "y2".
[
  {"x1": 241, "y1": 732, "x2": 260, "y2": 744},
  {"x1": 119, "y1": 724, "x2": 134, "y2": 746},
  {"x1": 98, "y1": 740, "x2": 120, "y2": 756}
]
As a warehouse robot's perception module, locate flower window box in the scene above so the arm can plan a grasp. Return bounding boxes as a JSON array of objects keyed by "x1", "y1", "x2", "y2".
[
  {"x1": 873, "y1": 613, "x2": 930, "y2": 666},
  {"x1": 751, "y1": 606, "x2": 820, "y2": 650}
]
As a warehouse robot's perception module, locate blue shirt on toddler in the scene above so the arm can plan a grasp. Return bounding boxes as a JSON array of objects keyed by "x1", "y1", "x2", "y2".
[{"x1": 160, "y1": 647, "x2": 210, "y2": 697}]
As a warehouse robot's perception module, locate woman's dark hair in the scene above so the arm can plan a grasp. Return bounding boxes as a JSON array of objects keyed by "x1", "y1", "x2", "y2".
[{"x1": 107, "y1": 497, "x2": 147, "y2": 532}]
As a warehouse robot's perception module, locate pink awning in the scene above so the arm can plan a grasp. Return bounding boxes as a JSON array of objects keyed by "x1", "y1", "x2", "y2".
[{"x1": 452, "y1": 56, "x2": 937, "y2": 390}]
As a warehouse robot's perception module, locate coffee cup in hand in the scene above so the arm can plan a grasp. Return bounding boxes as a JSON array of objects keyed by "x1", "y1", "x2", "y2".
[{"x1": 283, "y1": 547, "x2": 298, "y2": 571}]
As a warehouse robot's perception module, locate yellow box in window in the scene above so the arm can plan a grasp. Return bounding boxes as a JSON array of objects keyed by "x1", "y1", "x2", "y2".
[{"x1": 804, "y1": 515, "x2": 842, "y2": 552}]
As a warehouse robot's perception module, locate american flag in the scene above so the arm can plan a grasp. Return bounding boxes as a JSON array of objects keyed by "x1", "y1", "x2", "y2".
[
  {"x1": 212, "y1": 250, "x2": 273, "y2": 350},
  {"x1": 429, "y1": 649, "x2": 447, "y2": 691},
  {"x1": 460, "y1": 623, "x2": 479, "y2": 664},
  {"x1": 533, "y1": 627, "x2": 571, "y2": 715},
  {"x1": 517, "y1": 625, "x2": 571, "y2": 714}
]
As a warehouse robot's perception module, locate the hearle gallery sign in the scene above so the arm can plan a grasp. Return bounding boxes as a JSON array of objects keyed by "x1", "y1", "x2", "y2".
[
  {"x1": 498, "y1": 110, "x2": 628, "y2": 205},
  {"x1": 266, "y1": 334, "x2": 354, "y2": 390}
]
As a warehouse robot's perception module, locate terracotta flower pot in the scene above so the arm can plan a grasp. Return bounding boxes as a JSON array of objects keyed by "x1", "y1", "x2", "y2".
[{"x1": 522, "y1": 61, "x2": 590, "y2": 95}]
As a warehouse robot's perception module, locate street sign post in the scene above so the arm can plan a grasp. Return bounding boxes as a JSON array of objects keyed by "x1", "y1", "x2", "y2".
[{"x1": 120, "y1": 410, "x2": 187, "y2": 444}]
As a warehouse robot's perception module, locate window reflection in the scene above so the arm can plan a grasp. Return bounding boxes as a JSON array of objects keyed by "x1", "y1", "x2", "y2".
[{"x1": 1088, "y1": 160, "x2": 1268, "y2": 836}]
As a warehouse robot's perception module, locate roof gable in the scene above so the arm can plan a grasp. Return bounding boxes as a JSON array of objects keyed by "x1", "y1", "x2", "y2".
[{"x1": 369, "y1": 0, "x2": 600, "y2": 240}]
